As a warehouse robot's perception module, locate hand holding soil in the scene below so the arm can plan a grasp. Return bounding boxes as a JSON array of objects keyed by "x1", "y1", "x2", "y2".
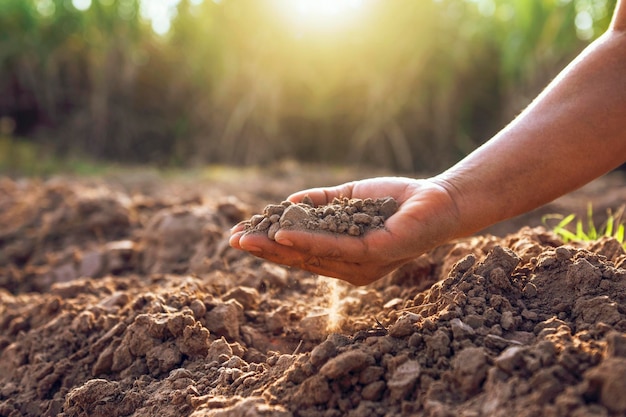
[{"x1": 230, "y1": 177, "x2": 459, "y2": 285}]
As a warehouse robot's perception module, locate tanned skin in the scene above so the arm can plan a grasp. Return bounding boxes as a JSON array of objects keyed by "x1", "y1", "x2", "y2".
[{"x1": 230, "y1": 1, "x2": 626, "y2": 286}]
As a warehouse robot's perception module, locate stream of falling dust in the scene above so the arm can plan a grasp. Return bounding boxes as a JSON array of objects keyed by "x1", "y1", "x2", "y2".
[{"x1": 318, "y1": 276, "x2": 346, "y2": 333}]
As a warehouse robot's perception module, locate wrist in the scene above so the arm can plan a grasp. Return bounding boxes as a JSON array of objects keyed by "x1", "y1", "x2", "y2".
[
  {"x1": 429, "y1": 174, "x2": 477, "y2": 240},
  {"x1": 407, "y1": 177, "x2": 465, "y2": 248}
]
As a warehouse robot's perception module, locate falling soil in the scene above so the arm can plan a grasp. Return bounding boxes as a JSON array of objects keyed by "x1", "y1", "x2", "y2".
[
  {"x1": 2, "y1": 170, "x2": 626, "y2": 417},
  {"x1": 241, "y1": 196, "x2": 398, "y2": 239}
]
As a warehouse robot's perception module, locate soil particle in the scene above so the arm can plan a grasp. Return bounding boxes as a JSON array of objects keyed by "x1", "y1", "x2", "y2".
[
  {"x1": 387, "y1": 359, "x2": 421, "y2": 400},
  {"x1": 453, "y1": 346, "x2": 489, "y2": 396},
  {"x1": 606, "y1": 331, "x2": 626, "y2": 358},
  {"x1": 319, "y1": 350, "x2": 375, "y2": 379},
  {"x1": 242, "y1": 196, "x2": 398, "y2": 239},
  {"x1": 584, "y1": 358, "x2": 626, "y2": 413},
  {"x1": 205, "y1": 300, "x2": 243, "y2": 340}
]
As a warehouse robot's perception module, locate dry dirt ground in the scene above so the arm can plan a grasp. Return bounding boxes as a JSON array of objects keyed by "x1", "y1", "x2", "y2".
[{"x1": 1, "y1": 165, "x2": 626, "y2": 417}]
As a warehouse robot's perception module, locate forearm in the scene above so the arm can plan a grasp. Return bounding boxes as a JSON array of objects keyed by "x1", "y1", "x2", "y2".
[{"x1": 435, "y1": 28, "x2": 626, "y2": 238}]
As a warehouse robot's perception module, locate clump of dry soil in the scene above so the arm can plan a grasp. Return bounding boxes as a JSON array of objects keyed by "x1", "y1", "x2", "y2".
[
  {"x1": 1, "y1": 174, "x2": 626, "y2": 417},
  {"x1": 241, "y1": 196, "x2": 398, "y2": 239}
]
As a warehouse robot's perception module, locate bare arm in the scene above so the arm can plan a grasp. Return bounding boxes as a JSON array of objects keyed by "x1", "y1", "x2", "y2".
[{"x1": 435, "y1": 3, "x2": 626, "y2": 238}]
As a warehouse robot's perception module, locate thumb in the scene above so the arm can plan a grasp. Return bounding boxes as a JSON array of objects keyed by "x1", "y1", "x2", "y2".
[{"x1": 288, "y1": 182, "x2": 356, "y2": 205}]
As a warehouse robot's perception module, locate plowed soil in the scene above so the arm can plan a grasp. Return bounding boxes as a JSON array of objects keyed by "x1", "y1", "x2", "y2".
[{"x1": 1, "y1": 167, "x2": 626, "y2": 417}]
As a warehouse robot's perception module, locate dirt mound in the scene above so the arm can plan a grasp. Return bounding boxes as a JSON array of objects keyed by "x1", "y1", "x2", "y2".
[
  {"x1": 241, "y1": 196, "x2": 398, "y2": 239},
  {"x1": 1, "y1": 175, "x2": 626, "y2": 417}
]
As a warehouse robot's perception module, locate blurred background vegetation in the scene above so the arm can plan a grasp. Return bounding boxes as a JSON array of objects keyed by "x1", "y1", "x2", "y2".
[{"x1": 0, "y1": 0, "x2": 616, "y2": 175}]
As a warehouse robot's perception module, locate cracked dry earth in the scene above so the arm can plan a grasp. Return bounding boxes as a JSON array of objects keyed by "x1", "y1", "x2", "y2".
[{"x1": 1, "y1": 173, "x2": 626, "y2": 417}]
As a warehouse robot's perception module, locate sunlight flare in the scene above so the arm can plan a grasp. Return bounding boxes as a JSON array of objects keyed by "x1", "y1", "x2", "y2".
[{"x1": 272, "y1": 0, "x2": 368, "y2": 34}]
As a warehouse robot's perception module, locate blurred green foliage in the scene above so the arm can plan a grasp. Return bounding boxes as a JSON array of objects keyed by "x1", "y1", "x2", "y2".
[{"x1": 0, "y1": 0, "x2": 616, "y2": 173}]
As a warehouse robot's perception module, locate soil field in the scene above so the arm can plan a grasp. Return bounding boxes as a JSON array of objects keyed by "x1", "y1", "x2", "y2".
[{"x1": 1, "y1": 166, "x2": 626, "y2": 417}]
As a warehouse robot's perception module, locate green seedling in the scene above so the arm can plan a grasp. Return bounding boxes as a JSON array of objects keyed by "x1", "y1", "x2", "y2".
[{"x1": 542, "y1": 203, "x2": 626, "y2": 247}]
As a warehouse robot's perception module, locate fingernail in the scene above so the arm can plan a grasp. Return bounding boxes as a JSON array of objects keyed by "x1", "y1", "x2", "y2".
[
  {"x1": 230, "y1": 225, "x2": 244, "y2": 233},
  {"x1": 276, "y1": 237, "x2": 293, "y2": 247}
]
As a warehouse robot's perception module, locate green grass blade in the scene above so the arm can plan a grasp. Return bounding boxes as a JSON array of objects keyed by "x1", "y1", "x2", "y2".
[
  {"x1": 587, "y1": 203, "x2": 597, "y2": 240},
  {"x1": 605, "y1": 214, "x2": 614, "y2": 237},
  {"x1": 545, "y1": 205, "x2": 626, "y2": 246},
  {"x1": 556, "y1": 213, "x2": 576, "y2": 230},
  {"x1": 557, "y1": 229, "x2": 579, "y2": 242},
  {"x1": 576, "y1": 219, "x2": 589, "y2": 240},
  {"x1": 616, "y1": 224, "x2": 625, "y2": 244}
]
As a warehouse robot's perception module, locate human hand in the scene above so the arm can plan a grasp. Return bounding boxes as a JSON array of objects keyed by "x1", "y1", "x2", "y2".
[{"x1": 229, "y1": 177, "x2": 459, "y2": 285}]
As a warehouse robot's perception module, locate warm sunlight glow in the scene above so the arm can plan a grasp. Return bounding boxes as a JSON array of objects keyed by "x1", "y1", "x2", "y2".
[
  {"x1": 140, "y1": 0, "x2": 203, "y2": 35},
  {"x1": 273, "y1": 0, "x2": 368, "y2": 34}
]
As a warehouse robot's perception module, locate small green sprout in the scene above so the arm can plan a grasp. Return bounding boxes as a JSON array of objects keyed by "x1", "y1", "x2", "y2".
[{"x1": 542, "y1": 203, "x2": 626, "y2": 247}]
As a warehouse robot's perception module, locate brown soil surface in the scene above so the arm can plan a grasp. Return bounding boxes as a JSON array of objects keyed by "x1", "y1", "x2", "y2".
[{"x1": 1, "y1": 167, "x2": 626, "y2": 417}]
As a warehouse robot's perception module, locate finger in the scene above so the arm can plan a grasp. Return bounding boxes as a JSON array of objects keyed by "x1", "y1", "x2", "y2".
[
  {"x1": 272, "y1": 228, "x2": 392, "y2": 261},
  {"x1": 241, "y1": 240, "x2": 390, "y2": 285},
  {"x1": 228, "y1": 231, "x2": 241, "y2": 248},
  {"x1": 287, "y1": 182, "x2": 356, "y2": 205},
  {"x1": 229, "y1": 231, "x2": 258, "y2": 252},
  {"x1": 236, "y1": 230, "x2": 349, "y2": 268},
  {"x1": 238, "y1": 232, "x2": 324, "y2": 267},
  {"x1": 230, "y1": 221, "x2": 248, "y2": 234},
  {"x1": 261, "y1": 246, "x2": 404, "y2": 285},
  {"x1": 299, "y1": 260, "x2": 393, "y2": 285},
  {"x1": 274, "y1": 229, "x2": 359, "y2": 258},
  {"x1": 233, "y1": 230, "x2": 404, "y2": 285}
]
